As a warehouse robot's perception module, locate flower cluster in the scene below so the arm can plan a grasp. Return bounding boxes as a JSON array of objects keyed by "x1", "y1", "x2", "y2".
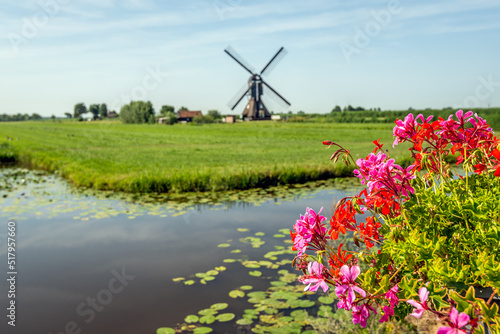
[{"x1": 291, "y1": 110, "x2": 500, "y2": 332}]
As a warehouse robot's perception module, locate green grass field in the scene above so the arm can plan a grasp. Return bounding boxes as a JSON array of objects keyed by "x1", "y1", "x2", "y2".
[{"x1": 0, "y1": 120, "x2": 412, "y2": 193}]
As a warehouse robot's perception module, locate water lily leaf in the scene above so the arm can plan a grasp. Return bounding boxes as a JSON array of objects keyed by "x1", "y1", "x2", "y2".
[
  {"x1": 215, "y1": 266, "x2": 226, "y2": 271},
  {"x1": 242, "y1": 261, "x2": 260, "y2": 269},
  {"x1": 278, "y1": 228, "x2": 290, "y2": 234},
  {"x1": 172, "y1": 277, "x2": 185, "y2": 282},
  {"x1": 206, "y1": 270, "x2": 218, "y2": 276},
  {"x1": 258, "y1": 261, "x2": 273, "y2": 267},
  {"x1": 185, "y1": 315, "x2": 199, "y2": 323},
  {"x1": 223, "y1": 259, "x2": 237, "y2": 263},
  {"x1": 273, "y1": 234, "x2": 285, "y2": 238},
  {"x1": 210, "y1": 303, "x2": 228, "y2": 310},
  {"x1": 193, "y1": 327, "x2": 213, "y2": 334},
  {"x1": 195, "y1": 273, "x2": 207, "y2": 278},
  {"x1": 236, "y1": 318, "x2": 253, "y2": 325},
  {"x1": 299, "y1": 300, "x2": 315, "y2": 308},
  {"x1": 318, "y1": 296, "x2": 334, "y2": 304},
  {"x1": 156, "y1": 328, "x2": 175, "y2": 334},
  {"x1": 240, "y1": 285, "x2": 253, "y2": 290},
  {"x1": 217, "y1": 243, "x2": 231, "y2": 248},
  {"x1": 198, "y1": 309, "x2": 217, "y2": 316},
  {"x1": 255, "y1": 232, "x2": 265, "y2": 236},
  {"x1": 216, "y1": 313, "x2": 235, "y2": 322},
  {"x1": 203, "y1": 276, "x2": 215, "y2": 281},
  {"x1": 199, "y1": 315, "x2": 216, "y2": 324},
  {"x1": 237, "y1": 228, "x2": 249, "y2": 232},
  {"x1": 229, "y1": 290, "x2": 245, "y2": 298},
  {"x1": 230, "y1": 249, "x2": 242, "y2": 253},
  {"x1": 184, "y1": 280, "x2": 195, "y2": 285},
  {"x1": 249, "y1": 270, "x2": 262, "y2": 277}
]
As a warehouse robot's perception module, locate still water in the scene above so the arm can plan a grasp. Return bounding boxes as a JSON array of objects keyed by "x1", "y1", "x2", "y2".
[{"x1": 0, "y1": 169, "x2": 361, "y2": 334}]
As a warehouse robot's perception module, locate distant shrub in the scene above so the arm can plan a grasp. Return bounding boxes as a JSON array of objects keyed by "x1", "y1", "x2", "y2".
[
  {"x1": 0, "y1": 142, "x2": 18, "y2": 163},
  {"x1": 120, "y1": 101, "x2": 156, "y2": 124}
]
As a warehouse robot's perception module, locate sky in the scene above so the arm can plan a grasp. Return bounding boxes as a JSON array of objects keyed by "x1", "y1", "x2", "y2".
[{"x1": 1, "y1": 0, "x2": 500, "y2": 117}]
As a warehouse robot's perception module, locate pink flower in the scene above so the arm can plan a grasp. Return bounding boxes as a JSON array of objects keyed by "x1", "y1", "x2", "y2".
[
  {"x1": 299, "y1": 261, "x2": 329, "y2": 292},
  {"x1": 385, "y1": 284, "x2": 399, "y2": 308},
  {"x1": 352, "y1": 303, "x2": 376, "y2": 328},
  {"x1": 436, "y1": 307, "x2": 470, "y2": 334},
  {"x1": 407, "y1": 287, "x2": 429, "y2": 318},
  {"x1": 380, "y1": 305, "x2": 394, "y2": 323},
  {"x1": 291, "y1": 207, "x2": 328, "y2": 256},
  {"x1": 335, "y1": 265, "x2": 366, "y2": 310}
]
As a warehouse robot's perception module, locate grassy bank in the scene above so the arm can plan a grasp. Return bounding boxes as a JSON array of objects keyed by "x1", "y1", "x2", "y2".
[{"x1": 0, "y1": 120, "x2": 412, "y2": 193}]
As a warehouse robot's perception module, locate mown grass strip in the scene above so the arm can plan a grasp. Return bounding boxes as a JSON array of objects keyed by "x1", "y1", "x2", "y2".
[{"x1": 0, "y1": 120, "x2": 412, "y2": 193}]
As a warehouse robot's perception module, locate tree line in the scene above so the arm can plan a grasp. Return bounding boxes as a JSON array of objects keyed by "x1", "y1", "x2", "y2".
[{"x1": 0, "y1": 113, "x2": 43, "y2": 122}]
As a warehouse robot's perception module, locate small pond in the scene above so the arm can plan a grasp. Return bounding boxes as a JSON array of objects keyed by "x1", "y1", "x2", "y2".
[{"x1": 0, "y1": 169, "x2": 362, "y2": 334}]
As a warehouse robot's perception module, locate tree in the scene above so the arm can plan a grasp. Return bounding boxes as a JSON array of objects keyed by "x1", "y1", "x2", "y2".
[
  {"x1": 207, "y1": 109, "x2": 222, "y2": 120},
  {"x1": 31, "y1": 113, "x2": 42, "y2": 120},
  {"x1": 99, "y1": 104, "x2": 108, "y2": 118},
  {"x1": 51, "y1": 114, "x2": 56, "y2": 121},
  {"x1": 89, "y1": 104, "x2": 100, "y2": 120},
  {"x1": 64, "y1": 112, "x2": 72, "y2": 119},
  {"x1": 178, "y1": 106, "x2": 189, "y2": 112},
  {"x1": 160, "y1": 105, "x2": 175, "y2": 116},
  {"x1": 120, "y1": 101, "x2": 155, "y2": 124},
  {"x1": 163, "y1": 111, "x2": 177, "y2": 125},
  {"x1": 74, "y1": 103, "x2": 87, "y2": 118},
  {"x1": 331, "y1": 105, "x2": 342, "y2": 113}
]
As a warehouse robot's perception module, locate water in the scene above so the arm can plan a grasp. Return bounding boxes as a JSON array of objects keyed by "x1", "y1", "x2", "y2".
[{"x1": 0, "y1": 169, "x2": 361, "y2": 334}]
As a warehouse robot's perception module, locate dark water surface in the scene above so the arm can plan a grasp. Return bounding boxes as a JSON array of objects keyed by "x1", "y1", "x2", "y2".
[{"x1": 0, "y1": 169, "x2": 360, "y2": 334}]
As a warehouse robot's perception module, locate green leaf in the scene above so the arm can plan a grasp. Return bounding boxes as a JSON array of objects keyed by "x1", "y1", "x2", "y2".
[
  {"x1": 240, "y1": 285, "x2": 253, "y2": 290},
  {"x1": 199, "y1": 315, "x2": 216, "y2": 324},
  {"x1": 206, "y1": 270, "x2": 219, "y2": 276},
  {"x1": 249, "y1": 270, "x2": 262, "y2": 277},
  {"x1": 193, "y1": 327, "x2": 213, "y2": 334},
  {"x1": 216, "y1": 313, "x2": 235, "y2": 322},
  {"x1": 210, "y1": 303, "x2": 228, "y2": 311},
  {"x1": 184, "y1": 280, "x2": 195, "y2": 286},
  {"x1": 156, "y1": 328, "x2": 175, "y2": 334},
  {"x1": 236, "y1": 318, "x2": 253, "y2": 325},
  {"x1": 318, "y1": 296, "x2": 334, "y2": 304},
  {"x1": 229, "y1": 290, "x2": 245, "y2": 298},
  {"x1": 217, "y1": 243, "x2": 231, "y2": 248},
  {"x1": 185, "y1": 314, "x2": 199, "y2": 323}
]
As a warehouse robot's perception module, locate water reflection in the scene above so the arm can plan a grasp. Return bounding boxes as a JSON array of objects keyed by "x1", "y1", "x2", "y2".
[{"x1": 0, "y1": 169, "x2": 362, "y2": 334}]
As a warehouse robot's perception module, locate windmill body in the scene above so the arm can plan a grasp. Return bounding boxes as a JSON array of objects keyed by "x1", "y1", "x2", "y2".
[{"x1": 225, "y1": 47, "x2": 290, "y2": 121}]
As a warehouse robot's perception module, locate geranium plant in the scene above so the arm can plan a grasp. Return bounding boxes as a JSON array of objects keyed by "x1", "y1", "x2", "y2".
[{"x1": 290, "y1": 110, "x2": 500, "y2": 333}]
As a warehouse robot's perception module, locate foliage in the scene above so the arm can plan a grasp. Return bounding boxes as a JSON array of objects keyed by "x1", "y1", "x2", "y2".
[
  {"x1": 0, "y1": 142, "x2": 18, "y2": 163},
  {"x1": 89, "y1": 104, "x2": 100, "y2": 120},
  {"x1": 178, "y1": 106, "x2": 189, "y2": 112},
  {"x1": 290, "y1": 110, "x2": 500, "y2": 333},
  {"x1": 120, "y1": 101, "x2": 156, "y2": 124},
  {"x1": 0, "y1": 113, "x2": 42, "y2": 122},
  {"x1": 162, "y1": 111, "x2": 177, "y2": 125},
  {"x1": 99, "y1": 104, "x2": 108, "y2": 118},
  {"x1": 64, "y1": 112, "x2": 72, "y2": 119},
  {"x1": 74, "y1": 103, "x2": 87, "y2": 118},
  {"x1": 160, "y1": 105, "x2": 175, "y2": 116}
]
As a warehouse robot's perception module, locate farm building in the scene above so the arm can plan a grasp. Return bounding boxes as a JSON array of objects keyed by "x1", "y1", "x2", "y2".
[
  {"x1": 223, "y1": 115, "x2": 237, "y2": 123},
  {"x1": 177, "y1": 110, "x2": 202, "y2": 123}
]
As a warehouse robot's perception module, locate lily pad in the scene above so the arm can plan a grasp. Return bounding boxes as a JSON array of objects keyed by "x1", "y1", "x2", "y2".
[
  {"x1": 210, "y1": 303, "x2": 228, "y2": 311},
  {"x1": 198, "y1": 309, "x2": 217, "y2": 316},
  {"x1": 156, "y1": 328, "x2": 175, "y2": 334},
  {"x1": 255, "y1": 232, "x2": 265, "y2": 236},
  {"x1": 184, "y1": 280, "x2": 195, "y2": 286},
  {"x1": 249, "y1": 270, "x2": 262, "y2": 277},
  {"x1": 216, "y1": 313, "x2": 235, "y2": 322},
  {"x1": 236, "y1": 318, "x2": 253, "y2": 325},
  {"x1": 199, "y1": 315, "x2": 216, "y2": 324},
  {"x1": 240, "y1": 285, "x2": 253, "y2": 290},
  {"x1": 172, "y1": 277, "x2": 185, "y2": 282},
  {"x1": 223, "y1": 259, "x2": 237, "y2": 263},
  {"x1": 237, "y1": 228, "x2": 249, "y2": 232},
  {"x1": 184, "y1": 315, "x2": 199, "y2": 323},
  {"x1": 318, "y1": 296, "x2": 334, "y2": 304},
  {"x1": 206, "y1": 270, "x2": 218, "y2": 276},
  {"x1": 229, "y1": 290, "x2": 245, "y2": 298},
  {"x1": 193, "y1": 327, "x2": 213, "y2": 334},
  {"x1": 217, "y1": 243, "x2": 231, "y2": 248}
]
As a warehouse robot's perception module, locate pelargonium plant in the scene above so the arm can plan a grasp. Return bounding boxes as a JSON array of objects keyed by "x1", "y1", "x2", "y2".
[{"x1": 290, "y1": 110, "x2": 500, "y2": 333}]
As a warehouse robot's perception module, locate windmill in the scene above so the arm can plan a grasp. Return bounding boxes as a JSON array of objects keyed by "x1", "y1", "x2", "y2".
[{"x1": 225, "y1": 46, "x2": 291, "y2": 121}]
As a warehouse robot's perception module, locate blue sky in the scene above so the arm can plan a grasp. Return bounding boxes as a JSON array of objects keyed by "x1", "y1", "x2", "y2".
[{"x1": 1, "y1": 0, "x2": 500, "y2": 117}]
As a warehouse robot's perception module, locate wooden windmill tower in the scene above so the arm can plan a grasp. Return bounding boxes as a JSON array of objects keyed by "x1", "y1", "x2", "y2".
[{"x1": 225, "y1": 46, "x2": 291, "y2": 121}]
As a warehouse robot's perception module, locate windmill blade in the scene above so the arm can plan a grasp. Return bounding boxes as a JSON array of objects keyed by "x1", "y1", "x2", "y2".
[
  {"x1": 261, "y1": 80, "x2": 291, "y2": 107},
  {"x1": 260, "y1": 47, "x2": 288, "y2": 77},
  {"x1": 228, "y1": 82, "x2": 251, "y2": 110},
  {"x1": 224, "y1": 46, "x2": 255, "y2": 76}
]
